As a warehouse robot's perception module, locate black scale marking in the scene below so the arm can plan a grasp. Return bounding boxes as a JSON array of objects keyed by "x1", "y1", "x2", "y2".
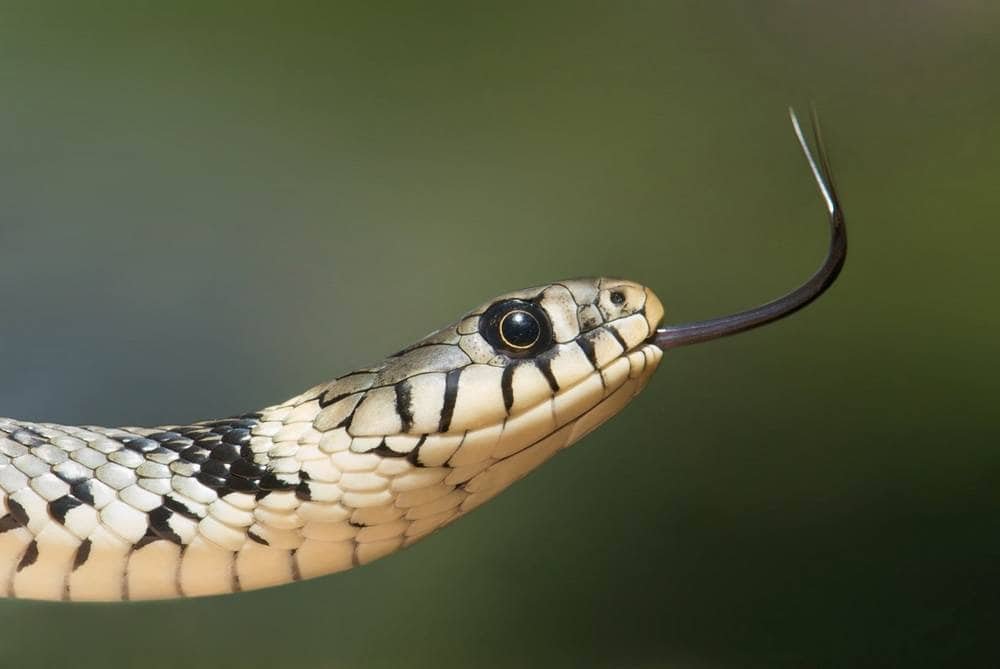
[
  {"x1": 48, "y1": 496, "x2": 83, "y2": 524},
  {"x1": 438, "y1": 368, "x2": 462, "y2": 432},
  {"x1": 16, "y1": 540, "x2": 38, "y2": 571},
  {"x1": 124, "y1": 413, "x2": 312, "y2": 549},
  {"x1": 11, "y1": 429, "x2": 46, "y2": 449},
  {"x1": 0, "y1": 498, "x2": 29, "y2": 533},
  {"x1": 371, "y1": 441, "x2": 410, "y2": 459},
  {"x1": 2, "y1": 413, "x2": 314, "y2": 567},
  {"x1": 247, "y1": 530, "x2": 269, "y2": 546},
  {"x1": 575, "y1": 334, "x2": 599, "y2": 369},
  {"x1": 72, "y1": 539, "x2": 91, "y2": 571},
  {"x1": 395, "y1": 381, "x2": 415, "y2": 433},
  {"x1": 500, "y1": 365, "x2": 516, "y2": 414},
  {"x1": 535, "y1": 357, "x2": 560, "y2": 393}
]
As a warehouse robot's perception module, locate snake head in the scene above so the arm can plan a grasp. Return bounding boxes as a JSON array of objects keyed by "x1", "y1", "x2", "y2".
[{"x1": 300, "y1": 278, "x2": 665, "y2": 513}]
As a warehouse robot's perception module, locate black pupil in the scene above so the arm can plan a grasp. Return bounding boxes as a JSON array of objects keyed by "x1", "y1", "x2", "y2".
[{"x1": 500, "y1": 310, "x2": 540, "y2": 349}]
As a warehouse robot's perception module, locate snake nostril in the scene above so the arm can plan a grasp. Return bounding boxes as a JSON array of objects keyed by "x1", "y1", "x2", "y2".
[{"x1": 610, "y1": 291, "x2": 626, "y2": 306}]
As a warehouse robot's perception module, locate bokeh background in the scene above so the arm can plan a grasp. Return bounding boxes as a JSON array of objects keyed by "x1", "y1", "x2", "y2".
[{"x1": 0, "y1": 2, "x2": 996, "y2": 667}]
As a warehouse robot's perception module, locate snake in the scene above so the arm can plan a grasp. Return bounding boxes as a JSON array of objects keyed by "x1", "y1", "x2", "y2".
[{"x1": 0, "y1": 110, "x2": 845, "y2": 601}]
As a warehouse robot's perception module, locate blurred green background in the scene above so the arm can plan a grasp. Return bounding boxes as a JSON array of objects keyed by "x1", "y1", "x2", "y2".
[{"x1": 0, "y1": 2, "x2": 996, "y2": 667}]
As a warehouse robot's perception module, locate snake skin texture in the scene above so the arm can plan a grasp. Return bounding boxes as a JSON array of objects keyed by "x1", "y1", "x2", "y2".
[{"x1": 0, "y1": 278, "x2": 663, "y2": 600}]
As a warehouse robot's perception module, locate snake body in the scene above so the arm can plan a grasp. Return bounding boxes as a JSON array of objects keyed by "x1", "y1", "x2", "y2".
[{"x1": 0, "y1": 278, "x2": 664, "y2": 600}]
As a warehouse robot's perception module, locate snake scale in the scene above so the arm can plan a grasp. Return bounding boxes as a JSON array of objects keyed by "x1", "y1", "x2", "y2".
[{"x1": 0, "y1": 111, "x2": 845, "y2": 601}]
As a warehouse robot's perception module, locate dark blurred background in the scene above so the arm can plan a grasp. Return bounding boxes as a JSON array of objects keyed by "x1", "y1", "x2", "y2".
[{"x1": 0, "y1": 2, "x2": 996, "y2": 667}]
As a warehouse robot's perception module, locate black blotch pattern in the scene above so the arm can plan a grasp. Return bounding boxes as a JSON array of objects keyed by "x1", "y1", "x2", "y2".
[
  {"x1": 148, "y1": 506, "x2": 183, "y2": 545},
  {"x1": 72, "y1": 539, "x2": 92, "y2": 571},
  {"x1": 163, "y1": 495, "x2": 200, "y2": 520},
  {"x1": 247, "y1": 530, "x2": 269, "y2": 546},
  {"x1": 258, "y1": 472, "x2": 297, "y2": 491},
  {"x1": 395, "y1": 381, "x2": 415, "y2": 433},
  {"x1": 501, "y1": 364, "x2": 516, "y2": 414},
  {"x1": 0, "y1": 412, "x2": 327, "y2": 557},
  {"x1": 0, "y1": 514, "x2": 22, "y2": 533},
  {"x1": 405, "y1": 436, "x2": 427, "y2": 468},
  {"x1": 70, "y1": 481, "x2": 95, "y2": 506},
  {"x1": 438, "y1": 368, "x2": 463, "y2": 432},
  {"x1": 168, "y1": 414, "x2": 278, "y2": 499},
  {"x1": 133, "y1": 413, "x2": 325, "y2": 548},
  {"x1": 10, "y1": 429, "x2": 45, "y2": 448},
  {"x1": 48, "y1": 496, "x2": 83, "y2": 525},
  {"x1": 17, "y1": 540, "x2": 38, "y2": 571},
  {"x1": 371, "y1": 441, "x2": 409, "y2": 459},
  {"x1": 576, "y1": 335, "x2": 605, "y2": 390},
  {"x1": 576, "y1": 335, "x2": 599, "y2": 369},
  {"x1": 6, "y1": 498, "x2": 29, "y2": 527},
  {"x1": 535, "y1": 357, "x2": 560, "y2": 393},
  {"x1": 336, "y1": 409, "x2": 356, "y2": 430},
  {"x1": 133, "y1": 530, "x2": 161, "y2": 551},
  {"x1": 607, "y1": 325, "x2": 629, "y2": 351},
  {"x1": 295, "y1": 480, "x2": 312, "y2": 501}
]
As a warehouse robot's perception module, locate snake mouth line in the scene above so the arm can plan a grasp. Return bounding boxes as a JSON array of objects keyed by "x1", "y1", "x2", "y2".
[{"x1": 446, "y1": 341, "x2": 661, "y2": 469}]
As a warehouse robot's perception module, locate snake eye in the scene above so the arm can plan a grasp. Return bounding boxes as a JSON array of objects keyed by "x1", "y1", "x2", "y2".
[
  {"x1": 499, "y1": 310, "x2": 540, "y2": 349},
  {"x1": 480, "y1": 300, "x2": 554, "y2": 357}
]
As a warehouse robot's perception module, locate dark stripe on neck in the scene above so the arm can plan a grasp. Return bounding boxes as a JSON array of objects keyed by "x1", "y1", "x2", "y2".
[
  {"x1": 395, "y1": 380, "x2": 415, "y2": 433},
  {"x1": 535, "y1": 357, "x2": 560, "y2": 393},
  {"x1": 575, "y1": 335, "x2": 599, "y2": 369},
  {"x1": 576, "y1": 336, "x2": 605, "y2": 389},
  {"x1": 438, "y1": 368, "x2": 463, "y2": 432},
  {"x1": 607, "y1": 325, "x2": 629, "y2": 352},
  {"x1": 501, "y1": 364, "x2": 516, "y2": 414}
]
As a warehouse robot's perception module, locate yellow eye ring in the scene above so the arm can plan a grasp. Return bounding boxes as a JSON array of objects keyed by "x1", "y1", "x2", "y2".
[{"x1": 498, "y1": 309, "x2": 541, "y2": 350}]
